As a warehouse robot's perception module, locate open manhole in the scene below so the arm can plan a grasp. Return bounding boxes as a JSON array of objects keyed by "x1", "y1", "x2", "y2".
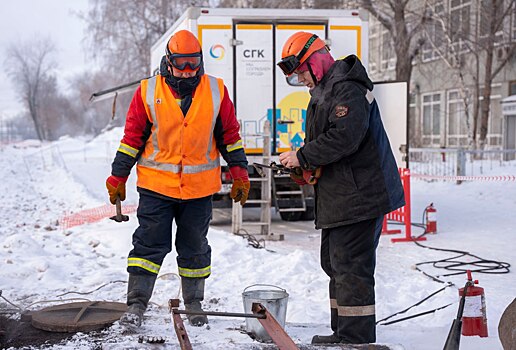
[{"x1": 29, "y1": 301, "x2": 127, "y2": 332}]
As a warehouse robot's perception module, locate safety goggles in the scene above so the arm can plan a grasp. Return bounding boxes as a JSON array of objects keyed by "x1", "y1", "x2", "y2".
[
  {"x1": 166, "y1": 53, "x2": 202, "y2": 70},
  {"x1": 277, "y1": 34, "x2": 319, "y2": 76}
]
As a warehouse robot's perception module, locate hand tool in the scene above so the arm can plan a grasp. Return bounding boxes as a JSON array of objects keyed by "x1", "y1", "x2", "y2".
[{"x1": 109, "y1": 196, "x2": 129, "y2": 222}]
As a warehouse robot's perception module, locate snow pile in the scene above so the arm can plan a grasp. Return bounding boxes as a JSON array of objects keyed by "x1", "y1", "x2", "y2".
[{"x1": 1, "y1": 135, "x2": 515, "y2": 349}]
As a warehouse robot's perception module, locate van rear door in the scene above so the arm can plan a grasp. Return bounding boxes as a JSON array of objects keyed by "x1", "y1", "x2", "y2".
[{"x1": 234, "y1": 23, "x2": 274, "y2": 154}]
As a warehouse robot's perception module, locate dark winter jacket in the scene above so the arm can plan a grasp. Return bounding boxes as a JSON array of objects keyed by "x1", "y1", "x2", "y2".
[{"x1": 296, "y1": 55, "x2": 405, "y2": 229}]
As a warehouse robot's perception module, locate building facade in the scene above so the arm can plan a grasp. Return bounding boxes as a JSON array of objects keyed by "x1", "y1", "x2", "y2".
[{"x1": 367, "y1": 0, "x2": 516, "y2": 149}]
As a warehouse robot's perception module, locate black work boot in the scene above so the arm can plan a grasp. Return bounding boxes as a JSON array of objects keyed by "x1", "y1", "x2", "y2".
[
  {"x1": 119, "y1": 273, "x2": 156, "y2": 329},
  {"x1": 182, "y1": 277, "x2": 208, "y2": 326},
  {"x1": 311, "y1": 333, "x2": 345, "y2": 344}
]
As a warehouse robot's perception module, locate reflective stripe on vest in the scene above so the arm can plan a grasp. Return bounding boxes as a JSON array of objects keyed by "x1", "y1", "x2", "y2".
[
  {"x1": 366, "y1": 90, "x2": 375, "y2": 104},
  {"x1": 206, "y1": 75, "x2": 221, "y2": 162},
  {"x1": 145, "y1": 76, "x2": 159, "y2": 161},
  {"x1": 139, "y1": 75, "x2": 221, "y2": 175}
]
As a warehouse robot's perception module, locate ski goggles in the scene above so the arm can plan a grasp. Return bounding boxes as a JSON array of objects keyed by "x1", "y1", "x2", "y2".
[
  {"x1": 166, "y1": 52, "x2": 202, "y2": 71},
  {"x1": 277, "y1": 34, "x2": 319, "y2": 76}
]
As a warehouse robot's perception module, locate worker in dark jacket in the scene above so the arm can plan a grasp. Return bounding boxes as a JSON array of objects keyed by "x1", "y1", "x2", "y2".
[
  {"x1": 106, "y1": 30, "x2": 249, "y2": 329},
  {"x1": 278, "y1": 32, "x2": 405, "y2": 344}
]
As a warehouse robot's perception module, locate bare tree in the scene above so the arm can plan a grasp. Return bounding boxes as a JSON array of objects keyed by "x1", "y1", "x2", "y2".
[
  {"x1": 4, "y1": 37, "x2": 57, "y2": 141},
  {"x1": 475, "y1": 0, "x2": 515, "y2": 149},
  {"x1": 218, "y1": 0, "x2": 347, "y2": 9},
  {"x1": 359, "y1": 0, "x2": 429, "y2": 83},
  {"x1": 421, "y1": 1, "x2": 477, "y2": 146},
  {"x1": 69, "y1": 70, "x2": 134, "y2": 133},
  {"x1": 81, "y1": 0, "x2": 209, "y2": 82},
  {"x1": 423, "y1": 0, "x2": 516, "y2": 149}
]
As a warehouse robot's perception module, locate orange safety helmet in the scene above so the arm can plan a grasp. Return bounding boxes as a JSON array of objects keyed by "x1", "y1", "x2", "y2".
[
  {"x1": 166, "y1": 30, "x2": 203, "y2": 72},
  {"x1": 277, "y1": 32, "x2": 327, "y2": 76}
]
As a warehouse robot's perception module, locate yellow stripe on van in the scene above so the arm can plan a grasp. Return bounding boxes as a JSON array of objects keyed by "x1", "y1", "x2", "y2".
[
  {"x1": 245, "y1": 148, "x2": 265, "y2": 154},
  {"x1": 329, "y1": 25, "x2": 362, "y2": 59},
  {"x1": 198, "y1": 25, "x2": 232, "y2": 45},
  {"x1": 237, "y1": 24, "x2": 273, "y2": 30},
  {"x1": 276, "y1": 24, "x2": 325, "y2": 30}
]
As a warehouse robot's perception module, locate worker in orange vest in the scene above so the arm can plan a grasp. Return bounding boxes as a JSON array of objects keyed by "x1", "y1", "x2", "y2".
[{"x1": 106, "y1": 30, "x2": 249, "y2": 329}]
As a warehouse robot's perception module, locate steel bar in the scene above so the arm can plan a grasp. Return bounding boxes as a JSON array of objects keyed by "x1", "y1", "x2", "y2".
[
  {"x1": 169, "y1": 299, "x2": 192, "y2": 350},
  {"x1": 172, "y1": 309, "x2": 266, "y2": 319},
  {"x1": 172, "y1": 311, "x2": 192, "y2": 350},
  {"x1": 252, "y1": 303, "x2": 299, "y2": 350}
]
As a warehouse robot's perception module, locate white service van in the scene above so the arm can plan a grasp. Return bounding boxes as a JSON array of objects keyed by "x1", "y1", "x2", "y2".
[{"x1": 149, "y1": 7, "x2": 407, "y2": 221}]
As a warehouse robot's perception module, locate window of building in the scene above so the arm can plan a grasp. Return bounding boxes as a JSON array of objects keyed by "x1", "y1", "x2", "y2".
[
  {"x1": 447, "y1": 90, "x2": 469, "y2": 146},
  {"x1": 423, "y1": 2, "x2": 445, "y2": 62},
  {"x1": 513, "y1": 3, "x2": 516, "y2": 40},
  {"x1": 380, "y1": 29, "x2": 396, "y2": 71},
  {"x1": 510, "y1": 80, "x2": 516, "y2": 96},
  {"x1": 369, "y1": 22, "x2": 380, "y2": 74},
  {"x1": 489, "y1": 94, "x2": 503, "y2": 146},
  {"x1": 422, "y1": 93, "x2": 442, "y2": 145},
  {"x1": 479, "y1": 0, "x2": 504, "y2": 43},
  {"x1": 450, "y1": 0, "x2": 471, "y2": 53},
  {"x1": 409, "y1": 91, "x2": 419, "y2": 147},
  {"x1": 478, "y1": 85, "x2": 503, "y2": 147}
]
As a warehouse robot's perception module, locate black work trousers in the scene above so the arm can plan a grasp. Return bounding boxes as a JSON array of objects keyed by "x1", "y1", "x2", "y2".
[
  {"x1": 127, "y1": 190, "x2": 212, "y2": 279},
  {"x1": 320, "y1": 216, "x2": 382, "y2": 344}
]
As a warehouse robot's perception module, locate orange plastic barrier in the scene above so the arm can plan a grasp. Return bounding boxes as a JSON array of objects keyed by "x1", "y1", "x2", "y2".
[
  {"x1": 382, "y1": 168, "x2": 426, "y2": 243},
  {"x1": 60, "y1": 204, "x2": 138, "y2": 230}
]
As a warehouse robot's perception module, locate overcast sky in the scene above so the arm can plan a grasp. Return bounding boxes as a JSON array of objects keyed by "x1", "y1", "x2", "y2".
[{"x1": 0, "y1": 0, "x2": 94, "y2": 118}]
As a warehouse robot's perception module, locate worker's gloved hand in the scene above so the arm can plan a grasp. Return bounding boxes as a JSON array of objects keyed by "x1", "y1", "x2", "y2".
[
  {"x1": 290, "y1": 167, "x2": 307, "y2": 186},
  {"x1": 106, "y1": 175, "x2": 128, "y2": 204},
  {"x1": 290, "y1": 167, "x2": 322, "y2": 185},
  {"x1": 229, "y1": 166, "x2": 250, "y2": 206}
]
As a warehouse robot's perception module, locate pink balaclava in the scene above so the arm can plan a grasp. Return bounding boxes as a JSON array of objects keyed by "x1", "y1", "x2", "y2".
[{"x1": 297, "y1": 49, "x2": 335, "y2": 84}]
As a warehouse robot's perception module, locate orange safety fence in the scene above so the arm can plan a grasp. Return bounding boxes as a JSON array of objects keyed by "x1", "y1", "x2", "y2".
[
  {"x1": 60, "y1": 204, "x2": 138, "y2": 230},
  {"x1": 382, "y1": 168, "x2": 426, "y2": 243}
]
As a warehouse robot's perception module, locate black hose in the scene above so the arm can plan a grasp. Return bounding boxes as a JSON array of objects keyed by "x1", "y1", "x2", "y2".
[{"x1": 379, "y1": 213, "x2": 510, "y2": 326}]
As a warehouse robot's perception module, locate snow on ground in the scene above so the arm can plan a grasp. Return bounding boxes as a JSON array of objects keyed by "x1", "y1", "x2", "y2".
[{"x1": 1, "y1": 130, "x2": 515, "y2": 349}]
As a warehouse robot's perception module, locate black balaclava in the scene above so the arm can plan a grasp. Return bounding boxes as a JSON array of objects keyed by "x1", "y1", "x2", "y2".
[{"x1": 159, "y1": 55, "x2": 205, "y2": 115}]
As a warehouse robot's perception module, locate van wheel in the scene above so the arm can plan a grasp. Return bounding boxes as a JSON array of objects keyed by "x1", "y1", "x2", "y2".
[
  {"x1": 279, "y1": 211, "x2": 303, "y2": 221},
  {"x1": 300, "y1": 206, "x2": 315, "y2": 221}
]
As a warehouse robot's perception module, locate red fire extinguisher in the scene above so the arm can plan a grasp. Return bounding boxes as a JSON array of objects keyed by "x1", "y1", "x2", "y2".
[
  {"x1": 425, "y1": 203, "x2": 437, "y2": 234},
  {"x1": 459, "y1": 270, "x2": 488, "y2": 337}
]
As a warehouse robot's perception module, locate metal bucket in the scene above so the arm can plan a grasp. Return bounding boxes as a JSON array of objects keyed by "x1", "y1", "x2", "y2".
[{"x1": 242, "y1": 284, "x2": 289, "y2": 342}]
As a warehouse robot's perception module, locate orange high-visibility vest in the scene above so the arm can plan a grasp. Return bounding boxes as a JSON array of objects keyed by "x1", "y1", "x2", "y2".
[{"x1": 137, "y1": 74, "x2": 223, "y2": 199}]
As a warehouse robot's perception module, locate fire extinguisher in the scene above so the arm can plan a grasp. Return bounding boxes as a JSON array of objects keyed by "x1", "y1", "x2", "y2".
[
  {"x1": 443, "y1": 270, "x2": 488, "y2": 350},
  {"x1": 459, "y1": 270, "x2": 488, "y2": 337},
  {"x1": 425, "y1": 203, "x2": 437, "y2": 234}
]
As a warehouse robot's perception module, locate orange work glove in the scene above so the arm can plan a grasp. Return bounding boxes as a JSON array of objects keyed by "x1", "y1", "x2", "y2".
[
  {"x1": 302, "y1": 167, "x2": 322, "y2": 185},
  {"x1": 106, "y1": 175, "x2": 128, "y2": 204},
  {"x1": 290, "y1": 167, "x2": 308, "y2": 186},
  {"x1": 229, "y1": 166, "x2": 250, "y2": 205},
  {"x1": 290, "y1": 167, "x2": 322, "y2": 185}
]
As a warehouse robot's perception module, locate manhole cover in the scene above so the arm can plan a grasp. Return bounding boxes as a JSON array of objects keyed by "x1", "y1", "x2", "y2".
[{"x1": 31, "y1": 301, "x2": 127, "y2": 332}]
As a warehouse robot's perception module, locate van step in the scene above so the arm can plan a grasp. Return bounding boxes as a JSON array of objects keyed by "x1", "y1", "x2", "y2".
[
  {"x1": 278, "y1": 208, "x2": 305, "y2": 212},
  {"x1": 275, "y1": 190, "x2": 303, "y2": 195},
  {"x1": 249, "y1": 177, "x2": 268, "y2": 182},
  {"x1": 273, "y1": 174, "x2": 290, "y2": 178},
  {"x1": 242, "y1": 222, "x2": 269, "y2": 226},
  {"x1": 245, "y1": 199, "x2": 269, "y2": 204}
]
